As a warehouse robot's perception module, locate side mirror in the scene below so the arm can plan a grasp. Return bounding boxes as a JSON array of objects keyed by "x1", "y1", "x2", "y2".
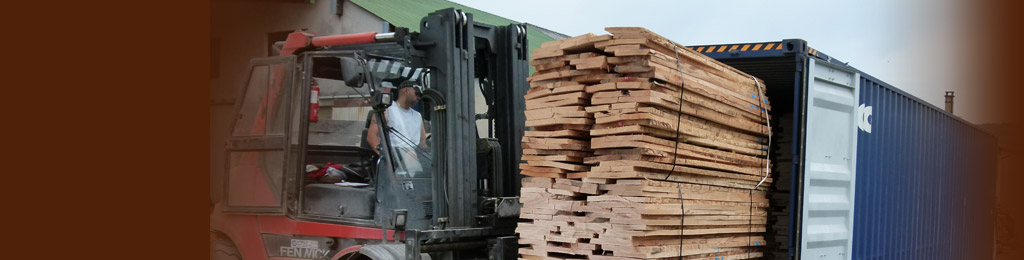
[
  {"x1": 371, "y1": 91, "x2": 392, "y2": 110},
  {"x1": 339, "y1": 57, "x2": 364, "y2": 87}
]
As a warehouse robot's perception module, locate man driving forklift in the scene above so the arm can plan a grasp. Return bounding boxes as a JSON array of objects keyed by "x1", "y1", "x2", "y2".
[{"x1": 366, "y1": 82, "x2": 430, "y2": 177}]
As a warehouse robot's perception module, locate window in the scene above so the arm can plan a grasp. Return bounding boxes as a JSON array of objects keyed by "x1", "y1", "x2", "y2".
[
  {"x1": 307, "y1": 77, "x2": 372, "y2": 147},
  {"x1": 232, "y1": 65, "x2": 270, "y2": 136},
  {"x1": 223, "y1": 56, "x2": 295, "y2": 212}
]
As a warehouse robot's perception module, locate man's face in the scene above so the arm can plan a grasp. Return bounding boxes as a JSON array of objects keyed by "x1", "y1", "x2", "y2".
[{"x1": 400, "y1": 87, "x2": 419, "y2": 106}]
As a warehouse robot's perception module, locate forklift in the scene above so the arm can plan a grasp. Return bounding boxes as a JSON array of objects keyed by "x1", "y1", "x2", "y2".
[{"x1": 210, "y1": 8, "x2": 529, "y2": 260}]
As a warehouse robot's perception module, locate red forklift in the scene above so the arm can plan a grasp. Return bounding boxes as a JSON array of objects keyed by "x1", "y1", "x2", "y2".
[{"x1": 210, "y1": 8, "x2": 529, "y2": 260}]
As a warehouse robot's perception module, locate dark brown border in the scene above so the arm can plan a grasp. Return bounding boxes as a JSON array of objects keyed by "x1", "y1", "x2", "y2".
[
  {"x1": 979, "y1": 0, "x2": 1024, "y2": 259},
  {"x1": 4, "y1": 0, "x2": 210, "y2": 258}
]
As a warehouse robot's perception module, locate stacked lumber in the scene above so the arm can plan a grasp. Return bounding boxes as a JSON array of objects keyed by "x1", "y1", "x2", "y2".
[
  {"x1": 517, "y1": 177, "x2": 601, "y2": 258},
  {"x1": 517, "y1": 37, "x2": 607, "y2": 259},
  {"x1": 518, "y1": 27, "x2": 774, "y2": 260}
]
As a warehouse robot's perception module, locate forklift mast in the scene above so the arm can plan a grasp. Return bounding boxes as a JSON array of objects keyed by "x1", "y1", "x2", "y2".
[
  {"x1": 348, "y1": 8, "x2": 530, "y2": 259},
  {"x1": 413, "y1": 8, "x2": 528, "y2": 228},
  {"x1": 396, "y1": 10, "x2": 528, "y2": 259}
]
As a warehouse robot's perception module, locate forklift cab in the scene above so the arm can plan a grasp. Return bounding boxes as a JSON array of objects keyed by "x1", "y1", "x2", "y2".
[
  {"x1": 222, "y1": 49, "x2": 436, "y2": 230},
  {"x1": 216, "y1": 9, "x2": 531, "y2": 260}
]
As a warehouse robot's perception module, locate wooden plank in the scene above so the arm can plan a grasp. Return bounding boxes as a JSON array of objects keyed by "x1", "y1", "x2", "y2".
[
  {"x1": 586, "y1": 168, "x2": 767, "y2": 190},
  {"x1": 522, "y1": 155, "x2": 585, "y2": 163},
  {"x1": 590, "y1": 89, "x2": 769, "y2": 135},
  {"x1": 525, "y1": 84, "x2": 586, "y2": 100},
  {"x1": 523, "y1": 148, "x2": 591, "y2": 157},
  {"x1": 590, "y1": 124, "x2": 766, "y2": 156},
  {"x1": 569, "y1": 55, "x2": 609, "y2": 70},
  {"x1": 527, "y1": 160, "x2": 590, "y2": 171},
  {"x1": 526, "y1": 117, "x2": 594, "y2": 127},
  {"x1": 590, "y1": 134, "x2": 765, "y2": 166},
  {"x1": 524, "y1": 130, "x2": 589, "y2": 139}
]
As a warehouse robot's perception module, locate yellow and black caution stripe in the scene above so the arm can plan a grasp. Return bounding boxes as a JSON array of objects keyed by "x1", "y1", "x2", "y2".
[
  {"x1": 806, "y1": 46, "x2": 820, "y2": 57},
  {"x1": 688, "y1": 42, "x2": 785, "y2": 54},
  {"x1": 688, "y1": 41, "x2": 824, "y2": 59}
]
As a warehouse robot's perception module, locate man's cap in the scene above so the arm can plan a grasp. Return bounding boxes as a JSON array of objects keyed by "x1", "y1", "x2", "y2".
[{"x1": 399, "y1": 81, "x2": 423, "y2": 93}]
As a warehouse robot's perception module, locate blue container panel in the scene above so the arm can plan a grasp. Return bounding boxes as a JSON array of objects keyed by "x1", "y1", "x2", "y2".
[
  {"x1": 852, "y1": 74, "x2": 997, "y2": 260},
  {"x1": 694, "y1": 42, "x2": 997, "y2": 259}
]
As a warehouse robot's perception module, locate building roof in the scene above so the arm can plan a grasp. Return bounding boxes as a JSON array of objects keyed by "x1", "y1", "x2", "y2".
[
  {"x1": 351, "y1": 0, "x2": 565, "y2": 72},
  {"x1": 527, "y1": 22, "x2": 570, "y2": 40}
]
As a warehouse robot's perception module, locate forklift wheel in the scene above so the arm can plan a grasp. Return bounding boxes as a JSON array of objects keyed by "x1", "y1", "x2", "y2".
[{"x1": 210, "y1": 235, "x2": 241, "y2": 260}]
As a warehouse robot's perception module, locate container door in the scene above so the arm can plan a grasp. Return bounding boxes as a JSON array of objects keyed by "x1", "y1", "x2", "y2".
[{"x1": 800, "y1": 58, "x2": 859, "y2": 259}]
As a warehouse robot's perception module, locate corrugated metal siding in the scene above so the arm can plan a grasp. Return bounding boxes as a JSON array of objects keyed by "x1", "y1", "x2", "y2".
[{"x1": 853, "y1": 73, "x2": 997, "y2": 260}]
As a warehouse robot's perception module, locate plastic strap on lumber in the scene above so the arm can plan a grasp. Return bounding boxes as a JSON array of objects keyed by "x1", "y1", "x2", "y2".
[
  {"x1": 748, "y1": 75, "x2": 770, "y2": 259},
  {"x1": 752, "y1": 75, "x2": 770, "y2": 190},
  {"x1": 662, "y1": 44, "x2": 687, "y2": 182}
]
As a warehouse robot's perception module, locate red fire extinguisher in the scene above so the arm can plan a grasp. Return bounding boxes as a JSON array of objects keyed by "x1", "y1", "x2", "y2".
[{"x1": 310, "y1": 85, "x2": 320, "y2": 122}]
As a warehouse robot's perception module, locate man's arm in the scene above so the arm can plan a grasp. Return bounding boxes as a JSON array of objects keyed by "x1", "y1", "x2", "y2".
[
  {"x1": 367, "y1": 113, "x2": 387, "y2": 154},
  {"x1": 419, "y1": 121, "x2": 428, "y2": 149}
]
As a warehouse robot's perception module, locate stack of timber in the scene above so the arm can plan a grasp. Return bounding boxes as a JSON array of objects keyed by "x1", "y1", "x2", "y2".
[
  {"x1": 517, "y1": 34, "x2": 606, "y2": 259},
  {"x1": 517, "y1": 27, "x2": 774, "y2": 260}
]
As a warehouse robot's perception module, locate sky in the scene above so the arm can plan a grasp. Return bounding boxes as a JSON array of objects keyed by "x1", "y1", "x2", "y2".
[{"x1": 450, "y1": 0, "x2": 995, "y2": 124}]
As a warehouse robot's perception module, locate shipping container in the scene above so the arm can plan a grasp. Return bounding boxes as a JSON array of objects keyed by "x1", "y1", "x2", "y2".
[{"x1": 688, "y1": 39, "x2": 998, "y2": 260}]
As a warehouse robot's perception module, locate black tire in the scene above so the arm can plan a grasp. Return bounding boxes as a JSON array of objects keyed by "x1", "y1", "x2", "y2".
[{"x1": 210, "y1": 234, "x2": 242, "y2": 260}]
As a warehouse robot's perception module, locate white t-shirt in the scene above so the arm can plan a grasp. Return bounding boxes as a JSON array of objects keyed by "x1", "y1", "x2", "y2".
[{"x1": 386, "y1": 102, "x2": 422, "y2": 148}]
